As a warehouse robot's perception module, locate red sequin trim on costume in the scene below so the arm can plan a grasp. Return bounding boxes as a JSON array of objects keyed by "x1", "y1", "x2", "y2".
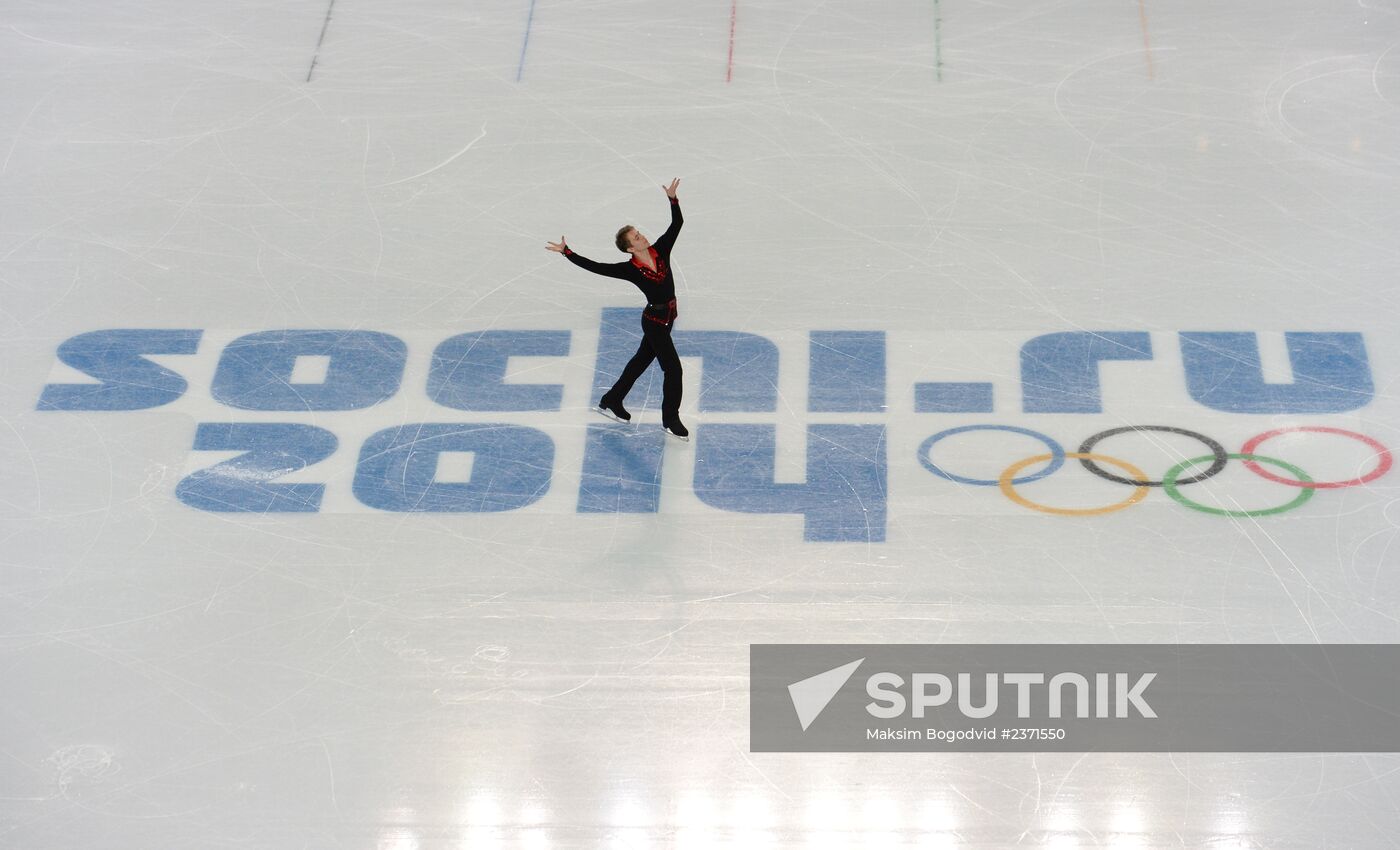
[
  {"x1": 643, "y1": 298, "x2": 678, "y2": 326},
  {"x1": 632, "y1": 248, "x2": 667, "y2": 281}
]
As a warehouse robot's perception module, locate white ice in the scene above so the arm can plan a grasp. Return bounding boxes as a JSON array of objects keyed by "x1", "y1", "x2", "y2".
[{"x1": 3, "y1": 0, "x2": 1400, "y2": 847}]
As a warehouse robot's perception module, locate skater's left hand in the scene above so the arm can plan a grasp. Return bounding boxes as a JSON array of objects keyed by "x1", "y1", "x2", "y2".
[{"x1": 663, "y1": 178, "x2": 680, "y2": 199}]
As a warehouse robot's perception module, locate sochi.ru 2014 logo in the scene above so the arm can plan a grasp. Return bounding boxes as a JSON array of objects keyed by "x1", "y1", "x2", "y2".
[{"x1": 34, "y1": 322, "x2": 1389, "y2": 540}]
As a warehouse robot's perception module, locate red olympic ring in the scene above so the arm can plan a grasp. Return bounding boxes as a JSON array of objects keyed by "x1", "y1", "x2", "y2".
[{"x1": 1240, "y1": 426, "x2": 1393, "y2": 489}]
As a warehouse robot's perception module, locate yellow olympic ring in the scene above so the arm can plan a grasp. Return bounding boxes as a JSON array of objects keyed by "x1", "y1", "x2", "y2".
[{"x1": 998, "y1": 452, "x2": 1150, "y2": 516}]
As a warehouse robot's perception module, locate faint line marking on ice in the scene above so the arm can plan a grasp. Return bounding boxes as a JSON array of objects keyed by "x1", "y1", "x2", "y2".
[
  {"x1": 1051, "y1": 48, "x2": 1175, "y2": 172},
  {"x1": 7, "y1": 25, "x2": 128, "y2": 52},
  {"x1": 517, "y1": 0, "x2": 538, "y2": 82},
  {"x1": 512, "y1": 87, "x2": 654, "y2": 183},
  {"x1": 306, "y1": 0, "x2": 337, "y2": 83},
  {"x1": 131, "y1": 171, "x2": 214, "y2": 264},
  {"x1": 1137, "y1": 0, "x2": 1156, "y2": 81},
  {"x1": 1, "y1": 85, "x2": 57, "y2": 179},
  {"x1": 727, "y1": 0, "x2": 738, "y2": 82},
  {"x1": 320, "y1": 739, "x2": 340, "y2": 812},
  {"x1": 730, "y1": 738, "x2": 796, "y2": 802},
  {"x1": 374, "y1": 123, "x2": 488, "y2": 187},
  {"x1": 771, "y1": 0, "x2": 831, "y2": 90},
  {"x1": 934, "y1": 0, "x2": 944, "y2": 82},
  {"x1": 0, "y1": 413, "x2": 42, "y2": 515},
  {"x1": 1234, "y1": 500, "x2": 1327, "y2": 643},
  {"x1": 1374, "y1": 41, "x2": 1399, "y2": 105}
]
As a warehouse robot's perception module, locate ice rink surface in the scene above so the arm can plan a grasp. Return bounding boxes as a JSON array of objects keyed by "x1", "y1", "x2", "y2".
[{"x1": 4, "y1": 0, "x2": 1400, "y2": 847}]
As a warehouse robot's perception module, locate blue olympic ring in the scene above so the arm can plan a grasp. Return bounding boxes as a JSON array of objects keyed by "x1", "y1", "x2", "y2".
[{"x1": 917, "y1": 425, "x2": 1066, "y2": 486}]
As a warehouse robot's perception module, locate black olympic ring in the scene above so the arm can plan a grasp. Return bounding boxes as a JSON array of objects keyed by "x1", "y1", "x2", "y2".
[{"x1": 1077, "y1": 425, "x2": 1228, "y2": 488}]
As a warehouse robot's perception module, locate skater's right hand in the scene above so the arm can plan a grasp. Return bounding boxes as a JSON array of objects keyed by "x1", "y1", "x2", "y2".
[{"x1": 545, "y1": 237, "x2": 568, "y2": 253}]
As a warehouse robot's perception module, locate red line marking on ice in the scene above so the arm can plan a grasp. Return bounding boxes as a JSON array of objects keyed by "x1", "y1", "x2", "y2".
[
  {"x1": 1137, "y1": 0, "x2": 1156, "y2": 80},
  {"x1": 726, "y1": 0, "x2": 737, "y2": 82}
]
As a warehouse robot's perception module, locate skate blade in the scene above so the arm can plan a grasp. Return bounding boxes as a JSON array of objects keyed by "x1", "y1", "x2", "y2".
[
  {"x1": 594, "y1": 406, "x2": 632, "y2": 424},
  {"x1": 664, "y1": 429, "x2": 690, "y2": 442}
]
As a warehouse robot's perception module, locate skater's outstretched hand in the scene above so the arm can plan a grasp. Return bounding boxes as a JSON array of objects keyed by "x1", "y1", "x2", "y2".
[
  {"x1": 545, "y1": 237, "x2": 568, "y2": 253},
  {"x1": 663, "y1": 178, "x2": 680, "y2": 199}
]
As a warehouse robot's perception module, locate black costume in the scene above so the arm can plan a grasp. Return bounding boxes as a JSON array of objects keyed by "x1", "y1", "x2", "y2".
[{"x1": 563, "y1": 197, "x2": 685, "y2": 429}]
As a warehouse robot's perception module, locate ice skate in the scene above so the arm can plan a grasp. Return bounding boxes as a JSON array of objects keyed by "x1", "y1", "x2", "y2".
[
  {"x1": 663, "y1": 417, "x2": 689, "y2": 441},
  {"x1": 596, "y1": 396, "x2": 631, "y2": 423}
]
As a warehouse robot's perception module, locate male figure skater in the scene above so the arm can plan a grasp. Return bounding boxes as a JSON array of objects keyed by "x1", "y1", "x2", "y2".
[{"x1": 546, "y1": 178, "x2": 688, "y2": 438}]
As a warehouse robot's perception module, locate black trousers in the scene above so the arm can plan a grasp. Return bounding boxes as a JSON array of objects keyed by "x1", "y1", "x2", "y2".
[{"x1": 605, "y1": 315, "x2": 683, "y2": 420}]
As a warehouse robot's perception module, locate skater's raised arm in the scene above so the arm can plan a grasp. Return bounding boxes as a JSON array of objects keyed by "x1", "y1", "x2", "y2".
[
  {"x1": 546, "y1": 236, "x2": 631, "y2": 279},
  {"x1": 653, "y1": 178, "x2": 683, "y2": 255}
]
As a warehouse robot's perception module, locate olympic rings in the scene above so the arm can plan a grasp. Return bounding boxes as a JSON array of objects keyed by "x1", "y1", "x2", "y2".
[
  {"x1": 1239, "y1": 426, "x2": 1393, "y2": 489},
  {"x1": 1163, "y1": 453, "x2": 1316, "y2": 517},
  {"x1": 918, "y1": 425, "x2": 1065, "y2": 486},
  {"x1": 916, "y1": 423, "x2": 1394, "y2": 517},
  {"x1": 999, "y1": 452, "x2": 1150, "y2": 516},
  {"x1": 1078, "y1": 426, "x2": 1228, "y2": 487}
]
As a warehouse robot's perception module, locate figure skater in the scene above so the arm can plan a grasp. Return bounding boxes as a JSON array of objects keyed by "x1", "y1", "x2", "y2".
[{"x1": 547, "y1": 178, "x2": 688, "y2": 439}]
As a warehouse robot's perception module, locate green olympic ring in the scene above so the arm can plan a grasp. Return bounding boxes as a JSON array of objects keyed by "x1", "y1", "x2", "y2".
[{"x1": 1162, "y1": 453, "x2": 1316, "y2": 517}]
